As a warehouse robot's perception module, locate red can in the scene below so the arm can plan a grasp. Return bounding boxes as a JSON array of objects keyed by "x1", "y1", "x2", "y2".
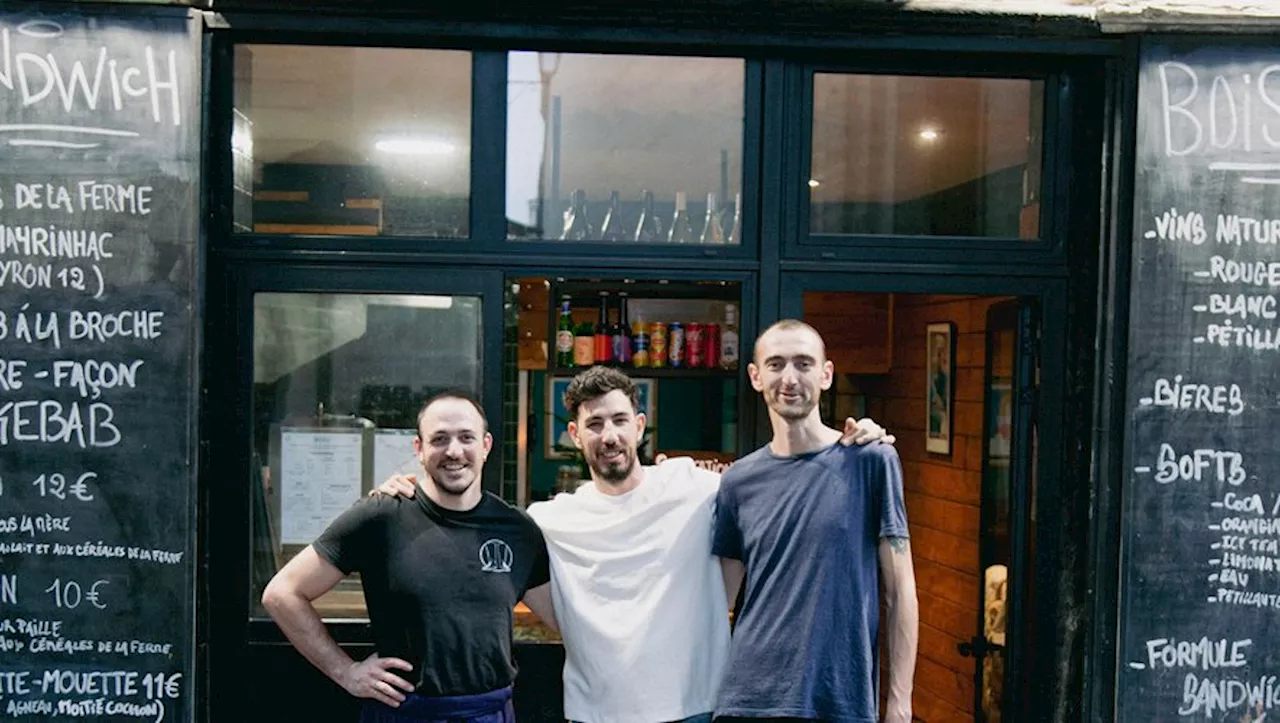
[
  {"x1": 687, "y1": 323, "x2": 705, "y2": 368},
  {"x1": 703, "y1": 323, "x2": 720, "y2": 369}
]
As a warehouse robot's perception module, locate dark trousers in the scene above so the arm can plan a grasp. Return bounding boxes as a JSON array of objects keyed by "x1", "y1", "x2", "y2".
[
  {"x1": 360, "y1": 686, "x2": 515, "y2": 723},
  {"x1": 714, "y1": 718, "x2": 816, "y2": 722}
]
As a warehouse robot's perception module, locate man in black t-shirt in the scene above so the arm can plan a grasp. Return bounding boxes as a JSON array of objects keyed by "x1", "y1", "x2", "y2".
[{"x1": 262, "y1": 392, "x2": 555, "y2": 723}]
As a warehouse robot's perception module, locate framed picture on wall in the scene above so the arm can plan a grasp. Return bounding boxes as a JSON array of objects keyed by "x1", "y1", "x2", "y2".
[
  {"x1": 545, "y1": 375, "x2": 656, "y2": 459},
  {"x1": 925, "y1": 321, "x2": 955, "y2": 455}
]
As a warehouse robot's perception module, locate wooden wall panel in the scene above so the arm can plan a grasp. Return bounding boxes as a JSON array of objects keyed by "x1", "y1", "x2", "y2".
[
  {"x1": 874, "y1": 294, "x2": 1013, "y2": 723},
  {"x1": 804, "y1": 292, "x2": 894, "y2": 374}
]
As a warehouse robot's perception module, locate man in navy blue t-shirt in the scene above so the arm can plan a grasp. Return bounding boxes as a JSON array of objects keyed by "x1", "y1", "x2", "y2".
[{"x1": 712, "y1": 320, "x2": 918, "y2": 723}]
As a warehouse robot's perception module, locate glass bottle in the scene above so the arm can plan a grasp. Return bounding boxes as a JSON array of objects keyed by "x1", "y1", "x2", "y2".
[
  {"x1": 600, "y1": 190, "x2": 628, "y2": 243},
  {"x1": 555, "y1": 296, "x2": 575, "y2": 368},
  {"x1": 561, "y1": 189, "x2": 594, "y2": 241},
  {"x1": 700, "y1": 192, "x2": 726, "y2": 244},
  {"x1": 594, "y1": 292, "x2": 611, "y2": 365},
  {"x1": 726, "y1": 191, "x2": 742, "y2": 245},
  {"x1": 668, "y1": 191, "x2": 696, "y2": 244},
  {"x1": 613, "y1": 293, "x2": 633, "y2": 366},
  {"x1": 634, "y1": 190, "x2": 665, "y2": 243},
  {"x1": 720, "y1": 302, "x2": 740, "y2": 370},
  {"x1": 573, "y1": 320, "x2": 595, "y2": 367}
]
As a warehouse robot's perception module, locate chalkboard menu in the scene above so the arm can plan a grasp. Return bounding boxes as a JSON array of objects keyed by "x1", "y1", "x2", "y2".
[
  {"x1": 0, "y1": 9, "x2": 199, "y2": 721},
  {"x1": 1119, "y1": 41, "x2": 1280, "y2": 721}
]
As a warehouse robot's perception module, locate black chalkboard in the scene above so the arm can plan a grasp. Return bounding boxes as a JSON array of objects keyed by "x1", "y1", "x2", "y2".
[
  {"x1": 0, "y1": 8, "x2": 199, "y2": 721},
  {"x1": 1118, "y1": 40, "x2": 1280, "y2": 722}
]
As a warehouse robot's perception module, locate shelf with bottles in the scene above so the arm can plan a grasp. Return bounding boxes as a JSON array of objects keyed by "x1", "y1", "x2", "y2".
[
  {"x1": 556, "y1": 188, "x2": 742, "y2": 245},
  {"x1": 548, "y1": 279, "x2": 742, "y2": 376},
  {"x1": 549, "y1": 365, "x2": 737, "y2": 379}
]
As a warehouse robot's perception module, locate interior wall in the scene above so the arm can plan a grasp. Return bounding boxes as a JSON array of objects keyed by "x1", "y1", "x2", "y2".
[{"x1": 858, "y1": 294, "x2": 1012, "y2": 722}]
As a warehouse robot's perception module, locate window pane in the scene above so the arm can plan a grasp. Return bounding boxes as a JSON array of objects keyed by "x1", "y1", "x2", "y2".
[
  {"x1": 810, "y1": 74, "x2": 1043, "y2": 239},
  {"x1": 234, "y1": 45, "x2": 471, "y2": 237},
  {"x1": 249, "y1": 292, "x2": 482, "y2": 620},
  {"x1": 506, "y1": 53, "x2": 745, "y2": 245}
]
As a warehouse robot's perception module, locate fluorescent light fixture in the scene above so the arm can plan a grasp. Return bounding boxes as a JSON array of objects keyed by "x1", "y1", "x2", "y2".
[{"x1": 375, "y1": 137, "x2": 458, "y2": 156}]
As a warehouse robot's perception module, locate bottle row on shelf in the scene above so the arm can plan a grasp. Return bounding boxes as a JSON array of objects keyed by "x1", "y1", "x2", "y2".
[
  {"x1": 560, "y1": 189, "x2": 742, "y2": 244},
  {"x1": 555, "y1": 294, "x2": 740, "y2": 371}
]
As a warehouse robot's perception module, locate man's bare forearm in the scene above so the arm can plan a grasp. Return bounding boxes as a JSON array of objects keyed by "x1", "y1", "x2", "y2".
[
  {"x1": 263, "y1": 585, "x2": 355, "y2": 684},
  {"x1": 261, "y1": 547, "x2": 353, "y2": 686},
  {"x1": 880, "y1": 537, "x2": 918, "y2": 719}
]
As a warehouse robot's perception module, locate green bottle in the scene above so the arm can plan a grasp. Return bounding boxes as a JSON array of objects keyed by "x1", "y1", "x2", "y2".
[{"x1": 555, "y1": 297, "x2": 575, "y2": 368}]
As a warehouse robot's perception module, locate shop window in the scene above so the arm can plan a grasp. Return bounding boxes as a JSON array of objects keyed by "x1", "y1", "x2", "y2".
[
  {"x1": 506, "y1": 53, "x2": 745, "y2": 245},
  {"x1": 249, "y1": 292, "x2": 483, "y2": 620},
  {"x1": 809, "y1": 74, "x2": 1043, "y2": 239},
  {"x1": 233, "y1": 45, "x2": 472, "y2": 237},
  {"x1": 506, "y1": 275, "x2": 743, "y2": 641}
]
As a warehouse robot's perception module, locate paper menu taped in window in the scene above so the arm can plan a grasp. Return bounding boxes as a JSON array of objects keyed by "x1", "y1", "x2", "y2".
[{"x1": 280, "y1": 429, "x2": 364, "y2": 544}]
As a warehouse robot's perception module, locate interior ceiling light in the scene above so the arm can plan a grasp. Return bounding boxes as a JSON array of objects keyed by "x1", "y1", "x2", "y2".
[
  {"x1": 808, "y1": 179, "x2": 821, "y2": 188},
  {"x1": 918, "y1": 127, "x2": 940, "y2": 142},
  {"x1": 375, "y1": 137, "x2": 458, "y2": 155}
]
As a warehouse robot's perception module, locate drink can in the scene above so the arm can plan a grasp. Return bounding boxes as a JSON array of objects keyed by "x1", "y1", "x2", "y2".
[
  {"x1": 669, "y1": 322, "x2": 686, "y2": 368},
  {"x1": 632, "y1": 334, "x2": 650, "y2": 368},
  {"x1": 687, "y1": 323, "x2": 705, "y2": 368},
  {"x1": 650, "y1": 323, "x2": 668, "y2": 368},
  {"x1": 632, "y1": 322, "x2": 650, "y2": 368},
  {"x1": 703, "y1": 323, "x2": 720, "y2": 369}
]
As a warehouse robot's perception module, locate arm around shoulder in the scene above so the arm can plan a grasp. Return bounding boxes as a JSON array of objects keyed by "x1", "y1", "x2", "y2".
[{"x1": 521, "y1": 583, "x2": 558, "y2": 633}]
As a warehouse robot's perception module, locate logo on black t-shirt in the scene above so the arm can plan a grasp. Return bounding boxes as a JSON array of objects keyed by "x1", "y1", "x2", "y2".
[{"x1": 479, "y1": 538, "x2": 514, "y2": 573}]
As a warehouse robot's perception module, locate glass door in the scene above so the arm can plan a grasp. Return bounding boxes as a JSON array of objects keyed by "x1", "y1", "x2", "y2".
[
  {"x1": 970, "y1": 299, "x2": 1039, "y2": 723},
  {"x1": 779, "y1": 273, "x2": 1045, "y2": 723},
  {"x1": 205, "y1": 263, "x2": 504, "y2": 723}
]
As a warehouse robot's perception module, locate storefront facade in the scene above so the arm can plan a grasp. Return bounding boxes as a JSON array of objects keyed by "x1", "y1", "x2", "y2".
[{"x1": 0, "y1": 1, "x2": 1275, "y2": 722}]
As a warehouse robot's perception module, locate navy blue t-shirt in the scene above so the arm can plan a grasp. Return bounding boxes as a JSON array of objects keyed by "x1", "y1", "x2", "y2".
[{"x1": 711, "y1": 441, "x2": 908, "y2": 723}]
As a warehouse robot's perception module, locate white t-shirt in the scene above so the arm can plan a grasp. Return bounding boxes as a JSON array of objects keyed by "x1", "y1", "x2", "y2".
[{"x1": 527, "y1": 458, "x2": 730, "y2": 723}]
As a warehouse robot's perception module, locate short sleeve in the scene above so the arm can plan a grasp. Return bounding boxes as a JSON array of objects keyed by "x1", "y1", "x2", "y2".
[
  {"x1": 523, "y1": 523, "x2": 552, "y2": 593},
  {"x1": 874, "y1": 445, "x2": 910, "y2": 539},
  {"x1": 710, "y1": 482, "x2": 743, "y2": 560},
  {"x1": 313, "y1": 497, "x2": 384, "y2": 574}
]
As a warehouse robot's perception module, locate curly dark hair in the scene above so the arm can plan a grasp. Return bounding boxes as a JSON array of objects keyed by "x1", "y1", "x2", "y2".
[{"x1": 563, "y1": 366, "x2": 640, "y2": 422}]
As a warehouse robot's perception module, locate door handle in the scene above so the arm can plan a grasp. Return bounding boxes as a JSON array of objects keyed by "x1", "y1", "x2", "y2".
[{"x1": 958, "y1": 636, "x2": 1005, "y2": 659}]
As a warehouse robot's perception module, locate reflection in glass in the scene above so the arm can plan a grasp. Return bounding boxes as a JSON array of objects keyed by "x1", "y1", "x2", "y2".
[
  {"x1": 249, "y1": 293, "x2": 482, "y2": 620},
  {"x1": 234, "y1": 45, "x2": 472, "y2": 237},
  {"x1": 810, "y1": 74, "x2": 1043, "y2": 238},
  {"x1": 506, "y1": 52, "x2": 744, "y2": 244}
]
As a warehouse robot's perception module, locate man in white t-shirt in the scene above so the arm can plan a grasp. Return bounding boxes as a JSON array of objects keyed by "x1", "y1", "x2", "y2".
[{"x1": 379, "y1": 367, "x2": 889, "y2": 723}]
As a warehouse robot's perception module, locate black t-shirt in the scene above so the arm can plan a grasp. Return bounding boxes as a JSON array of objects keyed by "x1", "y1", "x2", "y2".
[{"x1": 314, "y1": 488, "x2": 550, "y2": 696}]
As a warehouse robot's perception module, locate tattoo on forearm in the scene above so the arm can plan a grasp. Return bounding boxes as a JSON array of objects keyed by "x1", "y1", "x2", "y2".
[{"x1": 887, "y1": 537, "x2": 909, "y2": 554}]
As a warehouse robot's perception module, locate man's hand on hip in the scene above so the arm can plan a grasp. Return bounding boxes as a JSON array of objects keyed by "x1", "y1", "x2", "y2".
[{"x1": 340, "y1": 653, "x2": 414, "y2": 707}]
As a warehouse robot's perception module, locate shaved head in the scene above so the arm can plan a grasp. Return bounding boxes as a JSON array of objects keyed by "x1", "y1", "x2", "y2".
[{"x1": 754, "y1": 319, "x2": 826, "y2": 364}]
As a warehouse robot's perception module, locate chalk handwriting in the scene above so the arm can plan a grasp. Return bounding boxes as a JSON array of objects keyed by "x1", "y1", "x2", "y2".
[
  {"x1": 1145, "y1": 637, "x2": 1251, "y2": 671},
  {"x1": 1153, "y1": 445, "x2": 1247, "y2": 485},
  {"x1": 1179, "y1": 672, "x2": 1280, "y2": 717},
  {"x1": 0, "y1": 225, "x2": 114, "y2": 259},
  {"x1": 1158, "y1": 61, "x2": 1280, "y2": 156},
  {"x1": 0, "y1": 400, "x2": 120, "y2": 448},
  {"x1": 1140, "y1": 376, "x2": 1245, "y2": 415},
  {"x1": 1196, "y1": 320, "x2": 1280, "y2": 350},
  {"x1": 1217, "y1": 213, "x2": 1280, "y2": 245},
  {"x1": 1197, "y1": 256, "x2": 1280, "y2": 287},
  {"x1": 0, "y1": 21, "x2": 183, "y2": 126}
]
